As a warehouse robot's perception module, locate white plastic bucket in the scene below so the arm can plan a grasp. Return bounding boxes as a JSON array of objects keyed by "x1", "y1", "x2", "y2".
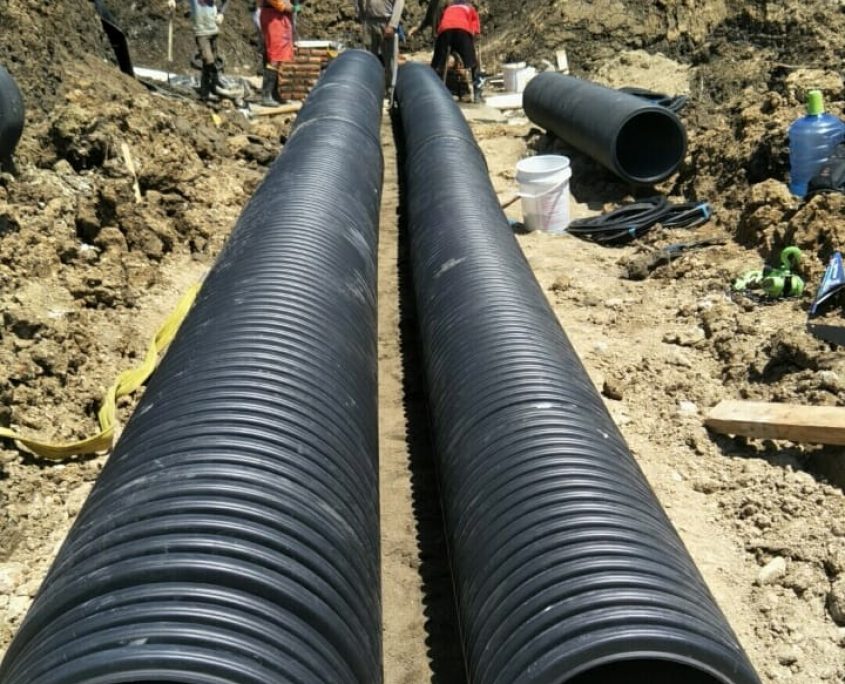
[
  {"x1": 516, "y1": 155, "x2": 572, "y2": 234},
  {"x1": 503, "y1": 62, "x2": 535, "y2": 94}
]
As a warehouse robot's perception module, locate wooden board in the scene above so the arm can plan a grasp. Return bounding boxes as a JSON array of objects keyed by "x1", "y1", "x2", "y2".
[
  {"x1": 251, "y1": 102, "x2": 303, "y2": 116},
  {"x1": 705, "y1": 400, "x2": 845, "y2": 445}
]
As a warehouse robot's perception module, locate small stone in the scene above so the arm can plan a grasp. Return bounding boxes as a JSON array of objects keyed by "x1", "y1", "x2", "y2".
[
  {"x1": 776, "y1": 645, "x2": 800, "y2": 666},
  {"x1": 602, "y1": 376, "x2": 626, "y2": 401},
  {"x1": 549, "y1": 276, "x2": 571, "y2": 292},
  {"x1": 817, "y1": 370, "x2": 843, "y2": 393},
  {"x1": 0, "y1": 562, "x2": 25, "y2": 594},
  {"x1": 677, "y1": 400, "x2": 698, "y2": 416},
  {"x1": 693, "y1": 477, "x2": 720, "y2": 494},
  {"x1": 17, "y1": 578, "x2": 41, "y2": 598},
  {"x1": 663, "y1": 328, "x2": 705, "y2": 347},
  {"x1": 592, "y1": 341, "x2": 609, "y2": 354},
  {"x1": 52, "y1": 159, "x2": 75, "y2": 175},
  {"x1": 827, "y1": 578, "x2": 845, "y2": 625},
  {"x1": 66, "y1": 484, "x2": 92, "y2": 517},
  {"x1": 6, "y1": 595, "x2": 30, "y2": 621},
  {"x1": 825, "y1": 546, "x2": 845, "y2": 577},
  {"x1": 757, "y1": 557, "x2": 787, "y2": 585},
  {"x1": 784, "y1": 564, "x2": 823, "y2": 597}
]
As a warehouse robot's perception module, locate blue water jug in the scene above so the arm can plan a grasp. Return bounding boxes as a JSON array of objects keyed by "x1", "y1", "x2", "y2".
[{"x1": 788, "y1": 90, "x2": 845, "y2": 198}]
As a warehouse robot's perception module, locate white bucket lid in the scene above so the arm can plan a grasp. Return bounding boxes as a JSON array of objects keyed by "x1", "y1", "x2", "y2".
[{"x1": 503, "y1": 61, "x2": 527, "y2": 70}]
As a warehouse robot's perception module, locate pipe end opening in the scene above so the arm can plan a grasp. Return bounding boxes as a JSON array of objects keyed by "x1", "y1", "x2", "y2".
[
  {"x1": 614, "y1": 110, "x2": 686, "y2": 184},
  {"x1": 565, "y1": 658, "x2": 729, "y2": 684}
]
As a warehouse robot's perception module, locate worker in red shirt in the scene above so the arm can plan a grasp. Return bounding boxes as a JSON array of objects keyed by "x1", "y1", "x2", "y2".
[
  {"x1": 429, "y1": 0, "x2": 483, "y2": 102},
  {"x1": 259, "y1": 0, "x2": 296, "y2": 105}
]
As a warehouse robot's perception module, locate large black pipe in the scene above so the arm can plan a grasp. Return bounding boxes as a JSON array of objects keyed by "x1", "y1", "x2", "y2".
[
  {"x1": 395, "y1": 62, "x2": 759, "y2": 684},
  {"x1": 0, "y1": 64, "x2": 24, "y2": 173},
  {"x1": 0, "y1": 49, "x2": 384, "y2": 684},
  {"x1": 523, "y1": 72, "x2": 687, "y2": 185}
]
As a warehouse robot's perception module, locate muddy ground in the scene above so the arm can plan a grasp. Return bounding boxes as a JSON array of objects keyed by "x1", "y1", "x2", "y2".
[{"x1": 2, "y1": 0, "x2": 845, "y2": 682}]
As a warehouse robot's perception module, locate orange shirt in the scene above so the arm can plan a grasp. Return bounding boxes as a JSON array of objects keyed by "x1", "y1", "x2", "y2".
[{"x1": 437, "y1": 4, "x2": 481, "y2": 35}]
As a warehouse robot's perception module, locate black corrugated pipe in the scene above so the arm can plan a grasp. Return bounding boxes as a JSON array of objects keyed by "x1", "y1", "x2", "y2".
[
  {"x1": 395, "y1": 62, "x2": 760, "y2": 684},
  {"x1": 0, "y1": 64, "x2": 24, "y2": 173},
  {"x1": 523, "y1": 72, "x2": 687, "y2": 185},
  {"x1": 0, "y1": 49, "x2": 384, "y2": 684}
]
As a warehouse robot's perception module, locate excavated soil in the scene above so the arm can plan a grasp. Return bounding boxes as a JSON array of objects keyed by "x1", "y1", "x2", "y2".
[{"x1": 2, "y1": 1, "x2": 845, "y2": 682}]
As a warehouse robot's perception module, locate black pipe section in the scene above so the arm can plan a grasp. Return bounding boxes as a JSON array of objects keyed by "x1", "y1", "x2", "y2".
[
  {"x1": 0, "y1": 64, "x2": 24, "y2": 173},
  {"x1": 92, "y1": 0, "x2": 134, "y2": 76},
  {"x1": 523, "y1": 72, "x2": 687, "y2": 185},
  {"x1": 0, "y1": 49, "x2": 384, "y2": 684},
  {"x1": 395, "y1": 62, "x2": 759, "y2": 684}
]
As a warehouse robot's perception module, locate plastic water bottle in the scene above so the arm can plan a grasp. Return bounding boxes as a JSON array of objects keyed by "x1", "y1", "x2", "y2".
[{"x1": 788, "y1": 90, "x2": 845, "y2": 197}]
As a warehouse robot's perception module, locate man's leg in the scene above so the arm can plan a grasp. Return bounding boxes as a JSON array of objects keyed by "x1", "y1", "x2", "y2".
[
  {"x1": 430, "y1": 32, "x2": 450, "y2": 77},
  {"x1": 195, "y1": 35, "x2": 215, "y2": 101},
  {"x1": 451, "y1": 30, "x2": 483, "y2": 101},
  {"x1": 382, "y1": 30, "x2": 398, "y2": 99},
  {"x1": 366, "y1": 20, "x2": 383, "y2": 59},
  {"x1": 208, "y1": 35, "x2": 223, "y2": 89}
]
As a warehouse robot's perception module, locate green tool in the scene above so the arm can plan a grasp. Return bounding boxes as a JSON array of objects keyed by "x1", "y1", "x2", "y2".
[{"x1": 733, "y1": 246, "x2": 804, "y2": 298}]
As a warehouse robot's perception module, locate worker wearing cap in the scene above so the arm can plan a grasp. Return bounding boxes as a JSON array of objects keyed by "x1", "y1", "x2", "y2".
[
  {"x1": 355, "y1": 0, "x2": 404, "y2": 92},
  {"x1": 259, "y1": 0, "x2": 297, "y2": 106},
  {"x1": 169, "y1": 0, "x2": 231, "y2": 101}
]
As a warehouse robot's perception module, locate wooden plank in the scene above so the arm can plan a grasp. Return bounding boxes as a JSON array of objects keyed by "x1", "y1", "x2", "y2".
[
  {"x1": 251, "y1": 102, "x2": 303, "y2": 116},
  {"x1": 705, "y1": 400, "x2": 845, "y2": 445}
]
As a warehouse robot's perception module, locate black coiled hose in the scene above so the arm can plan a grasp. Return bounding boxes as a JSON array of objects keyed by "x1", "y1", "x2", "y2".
[
  {"x1": 567, "y1": 196, "x2": 711, "y2": 245},
  {"x1": 618, "y1": 86, "x2": 689, "y2": 114},
  {"x1": 395, "y1": 62, "x2": 760, "y2": 684},
  {"x1": 0, "y1": 49, "x2": 385, "y2": 684}
]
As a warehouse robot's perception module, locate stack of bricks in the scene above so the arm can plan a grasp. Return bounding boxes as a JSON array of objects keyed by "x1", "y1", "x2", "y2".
[{"x1": 276, "y1": 45, "x2": 337, "y2": 102}]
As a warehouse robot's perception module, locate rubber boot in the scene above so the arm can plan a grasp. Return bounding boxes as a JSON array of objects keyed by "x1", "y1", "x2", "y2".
[
  {"x1": 261, "y1": 67, "x2": 278, "y2": 106},
  {"x1": 211, "y1": 64, "x2": 240, "y2": 100},
  {"x1": 198, "y1": 64, "x2": 216, "y2": 102},
  {"x1": 472, "y1": 69, "x2": 484, "y2": 103}
]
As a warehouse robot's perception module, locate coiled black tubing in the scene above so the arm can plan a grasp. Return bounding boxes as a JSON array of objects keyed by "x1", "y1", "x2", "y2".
[
  {"x1": 395, "y1": 62, "x2": 760, "y2": 684},
  {"x1": 0, "y1": 49, "x2": 385, "y2": 684}
]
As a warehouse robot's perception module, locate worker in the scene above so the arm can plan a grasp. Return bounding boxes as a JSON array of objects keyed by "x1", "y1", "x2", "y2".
[
  {"x1": 169, "y1": 0, "x2": 232, "y2": 102},
  {"x1": 428, "y1": 0, "x2": 483, "y2": 102},
  {"x1": 251, "y1": 1, "x2": 265, "y2": 75},
  {"x1": 355, "y1": 0, "x2": 404, "y2": 94},
  {"x1": 259, "y1": 0, "x2": 296, "y2": 106}
]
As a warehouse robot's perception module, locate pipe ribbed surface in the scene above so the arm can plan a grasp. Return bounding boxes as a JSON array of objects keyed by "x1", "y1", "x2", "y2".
[
  {"x1": 0, "y1": 49, "x2": 385, "y2": 684},
  {"x1": 0, "y1": 64, "x2": 24, "y2": 172},
  {"x1": 395, "y1": 62, "x2": 759, "y2": 684},
  {"x1": 523, "y1": 72, "x2": 687, "y2": 185}
]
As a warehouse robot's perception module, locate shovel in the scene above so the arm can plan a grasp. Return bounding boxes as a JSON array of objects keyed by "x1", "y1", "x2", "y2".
[{"x1": 167, "y1": 8, "x2": 174, "y2": 85}]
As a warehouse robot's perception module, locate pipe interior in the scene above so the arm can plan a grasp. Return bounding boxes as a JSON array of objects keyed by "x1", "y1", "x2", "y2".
[
  {"x1": 565, "y1": 658, "x2": 726, "y2": 684},
  {"x1": 614, "y1": 110, "x2": 686, "y2": 184}
]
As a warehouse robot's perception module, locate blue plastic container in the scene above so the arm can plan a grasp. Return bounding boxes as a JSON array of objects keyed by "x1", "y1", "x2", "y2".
[{"x1": 788, "y1": 90, "x2": 845, "y2": 197}]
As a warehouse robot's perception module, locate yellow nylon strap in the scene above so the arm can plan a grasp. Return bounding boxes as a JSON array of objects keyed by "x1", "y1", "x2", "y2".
[{"x1": 0, "y1": 283, "x2": 201, "y2": 460}]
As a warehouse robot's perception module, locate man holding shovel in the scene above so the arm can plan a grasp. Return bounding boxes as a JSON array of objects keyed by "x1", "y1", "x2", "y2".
[
  {"x1": 355, "y1": 0, "x2": 404, "y2": 100},
  {"x1": 168, "y1": 0, "x2": 235, "y2": 102}
]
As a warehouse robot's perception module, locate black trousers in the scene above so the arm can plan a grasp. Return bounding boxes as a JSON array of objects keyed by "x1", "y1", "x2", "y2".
[{"x1": 431, "y1": 29, "x2": 478, "y2": 75}]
